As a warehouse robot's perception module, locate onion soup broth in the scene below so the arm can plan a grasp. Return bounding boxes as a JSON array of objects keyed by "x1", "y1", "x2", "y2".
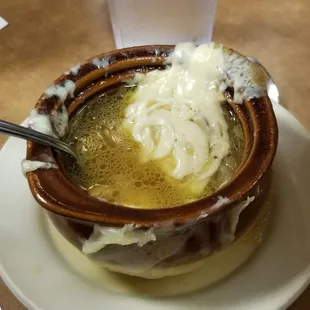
[{"x1": 63, "y1": 85, "x2": 244, "y2": 209}]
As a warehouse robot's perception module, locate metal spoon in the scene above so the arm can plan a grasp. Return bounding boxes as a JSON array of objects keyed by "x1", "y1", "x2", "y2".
[
  {"x1": 247, "y1": 56, "x2": 280, "y2": 106},
  {"x1": 0, "y1": 119, "x2": 77, "y2": 158}
]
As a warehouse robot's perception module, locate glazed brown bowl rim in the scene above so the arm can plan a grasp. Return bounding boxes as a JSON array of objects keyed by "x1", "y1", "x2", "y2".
[{"x1": 26, "y1": 44, "x2": 278, "y2": 226}]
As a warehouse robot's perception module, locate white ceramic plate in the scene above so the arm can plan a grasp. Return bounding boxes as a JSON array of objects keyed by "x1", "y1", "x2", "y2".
[{"x1": 1, "y1": 104, "x2": 310, "y2": 310}]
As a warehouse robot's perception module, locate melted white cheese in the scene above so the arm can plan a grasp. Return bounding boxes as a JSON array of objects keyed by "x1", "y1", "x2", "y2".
[
  {"x1": 27, "y1": 105, "x2": 68, "y2": 138},
  {"x1": 52, "y1": 104, "x2": 68, "y2": 137},
  {"x1": 65, "y1": 64, "x2": 81, "y2": 76},
  {"x1": 223, "y1": 51, "x2": 266, "y2": 103},
  {"x1": 213, "y1": 196, "x2": 231, "y2": 209},
  {"x1": 21, "y1": 159, "x2": 58, "y2": 175},
  {"x1": 28, "y1": 79, "x2": 73, "y2": 137},
  {"x1": 27, "y1": 109, "x2": 57, "y2": 137},
  {"x1": 82, "y1": 196, "x2": 255, "y2": 255},
  {"x1": 82, "y1": 224, "x2": 156, "y2": 254},
  {"x1": 125, "y1": 42, "x2": 230, "y2": 183},
  {"x1": 92, "y1": 57, "x2": 109, "y2": 68},
  {"x1": 199, "y1": 196, "x2": 230, "y2": 218},
  {"x1": 229, "y1": 196, "x2": 255, "y2": 234},
  {"x1": 44, "y1": 80, "x2": 76, "y2": 102},
  {"x1": 219, "y1": 196, "x2": 255, "y2": 245}
]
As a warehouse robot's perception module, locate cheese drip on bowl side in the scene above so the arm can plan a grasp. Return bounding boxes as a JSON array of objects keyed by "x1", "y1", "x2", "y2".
[
  {"x1": 80, "y1": 195, "x2": 259, "y2": 279},
  {"x1": 46, "y1": 192, "x2": 271, "y2": 291},
  {"x1": 125, "y1": 43, "x2": 230, "y2": 194},
  {"x1": 22, "y1": 79, "x2": 75, "y2": 174}
]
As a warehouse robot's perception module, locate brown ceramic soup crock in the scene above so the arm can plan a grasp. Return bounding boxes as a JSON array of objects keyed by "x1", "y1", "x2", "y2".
[{"x1": 25, "y1": 45, "x2": 278, "y2": 279}]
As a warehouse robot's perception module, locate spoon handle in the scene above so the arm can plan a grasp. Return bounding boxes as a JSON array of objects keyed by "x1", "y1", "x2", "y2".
[{"x1": 0, "y1": 119, "x2": 76, "y2": 158}]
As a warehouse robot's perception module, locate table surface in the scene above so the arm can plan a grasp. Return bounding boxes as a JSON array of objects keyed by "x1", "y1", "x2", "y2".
[{"x1": 0, "y1": 0, "x2": 309, "y2": 309}]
